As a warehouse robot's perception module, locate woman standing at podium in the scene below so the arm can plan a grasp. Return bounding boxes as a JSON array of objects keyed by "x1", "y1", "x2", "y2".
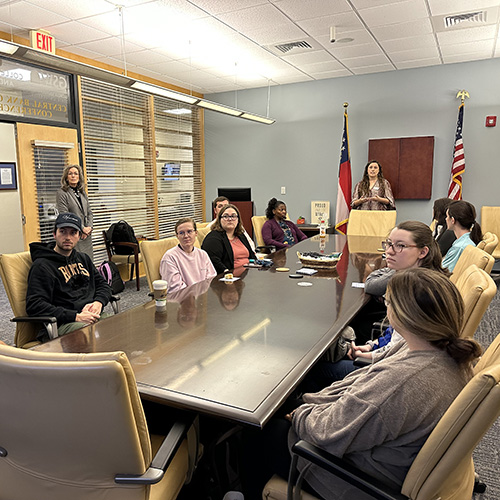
[{"x1": 351, "y1": 160, "x2": 395, "y2": 211}]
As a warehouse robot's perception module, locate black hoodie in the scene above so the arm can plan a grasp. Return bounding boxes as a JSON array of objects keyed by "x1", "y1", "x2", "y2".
[{"x1": 26, "y1": 242, "x2": 112, "y2": 325}]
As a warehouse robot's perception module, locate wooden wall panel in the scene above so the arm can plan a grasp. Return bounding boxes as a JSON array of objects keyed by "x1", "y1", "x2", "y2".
[{"x1": 368, "y1": 136, "x2": 434, "y2": 200}]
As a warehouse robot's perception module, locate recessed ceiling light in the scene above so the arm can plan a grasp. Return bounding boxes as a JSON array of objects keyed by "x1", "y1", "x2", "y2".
[
  {"x1": 335, "y1": 38, "x2": 354, "y2": 44},
  {"x1": 163, "y1": 108, "x2": 192, "y2": 115}
]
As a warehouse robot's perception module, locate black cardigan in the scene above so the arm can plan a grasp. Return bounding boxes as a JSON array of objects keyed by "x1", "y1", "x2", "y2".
[{"x1": 201, "y1": 230, "x2": 256, "y2": 274}]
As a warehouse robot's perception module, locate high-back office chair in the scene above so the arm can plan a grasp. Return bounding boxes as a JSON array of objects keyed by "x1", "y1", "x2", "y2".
[
  {"x1": 103, "y1": 230, "x2": 143, "y2": 291},
  {"x1": 196, "y1": 224, "x2": 212, "y2": 246},
  {"x1": 252, "y1": 216, "x2": 267, "y2": 247},
  {"x1": 481, "y1": 206, "x2": 500, "y2": 260},
  {"x1": 263, "y1": 335, "x2": 500, "y2": 500},
  {"x1": 453, "y1": 265, "x2": 496, "y2": 340},
  {"x1": 450, "y1": 245, "x2": 494, "y2": 284},
  {"x1": 0, "y1": 345, "x2": 199, "y2": 500},
  {"x1": 0, "y1": 251, "x2": 120, "y2": 348},
  {"x1": 477, "y1": 231, "x2": 499, "y2": 256},
  {"x1": 0, "y1": 251, "x2": 53, "y2": 348},
  {"x1": 140, "y1": 237, "x2": 180, "y2": 292},
  {"x1": 346, "y1": 210, "x2": 397, "y2": 237}
]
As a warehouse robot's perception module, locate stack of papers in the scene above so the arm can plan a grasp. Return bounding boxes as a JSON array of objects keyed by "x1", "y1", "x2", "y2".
[{"x1": 296, "y1": 268, "x2": 318, "y2": 275}]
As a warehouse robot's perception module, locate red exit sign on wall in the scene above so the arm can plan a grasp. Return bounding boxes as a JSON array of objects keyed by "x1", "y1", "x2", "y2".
[{"x1": 30, "y1": 30, "x2": 55, "y2": 54}]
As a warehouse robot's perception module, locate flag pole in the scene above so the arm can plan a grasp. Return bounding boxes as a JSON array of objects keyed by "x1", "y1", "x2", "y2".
[{"x1": 456, "y1": 90, "x2": 470, "y2": 104}]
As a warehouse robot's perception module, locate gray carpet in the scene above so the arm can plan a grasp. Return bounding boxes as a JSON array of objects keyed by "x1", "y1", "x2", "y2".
[{"x1": 0, "y1": 276, "x2": 499, "y2": 498}]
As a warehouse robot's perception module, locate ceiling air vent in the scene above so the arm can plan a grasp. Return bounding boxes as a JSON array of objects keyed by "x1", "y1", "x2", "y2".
[
  {"x1": 444, "y1": 11, "x2": 486, "y2": 28},
  {"x1": 275, "y1": 40, "x2": 312, "y2": 54},
  {"x1": 265, "y1": 37, "x2": 322, "y2": 56}
]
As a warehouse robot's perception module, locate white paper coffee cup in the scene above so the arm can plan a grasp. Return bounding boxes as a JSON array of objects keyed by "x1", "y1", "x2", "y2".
[{"x1": 152, "y1": 280, "x2": 168, "y2": 306}]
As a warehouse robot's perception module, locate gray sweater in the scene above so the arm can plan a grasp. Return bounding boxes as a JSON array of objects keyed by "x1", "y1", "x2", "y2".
[
  {"x1": 291, "y1": 339, "x2": 467, "y2": 499},
  {"x1": 364, "y1": 267, "x2": 395, "y2": 297}
]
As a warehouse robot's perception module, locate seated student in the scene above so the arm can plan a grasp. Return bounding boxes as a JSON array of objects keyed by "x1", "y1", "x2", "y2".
[
  {"x1": 432, "y1": 197, "x2": 456, "y2": 256},
  {"x1": 442, "y1": 200, "x2": 482, "y2": 272},
  {"x1": 260, "y1": 269, "x2": 480, "y2": 500},
  {"x1": 262, "y1": 198, "x2": 307, "y2": 250},
  {"x1": 202, "y1": 204, "x2": 256, "y2": 274},
  {"x1": 160, "y1": 217, "x2": 216, "y2": 293},
  {"x1": 209, "y1": 195, "x2": 255, "y2": 251},
  {"x1": 350, "y1": 220, "x2": 449, "y2": 343},
  {"x1": 26, "y1": 213, "x2": 112, "y2": 342}
]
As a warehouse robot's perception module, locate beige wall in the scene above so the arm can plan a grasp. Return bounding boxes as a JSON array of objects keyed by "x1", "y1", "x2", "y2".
[{"x1": 0, "y1": 122, "x2": 24, "y2": 253}]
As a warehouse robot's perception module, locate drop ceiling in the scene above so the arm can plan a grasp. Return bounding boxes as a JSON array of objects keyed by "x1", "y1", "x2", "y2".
[{"x1": 0, "y1": 0, "x2": 499, "y2": 94}]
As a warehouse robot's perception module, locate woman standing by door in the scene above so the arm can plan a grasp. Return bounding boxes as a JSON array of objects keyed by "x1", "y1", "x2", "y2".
[{"x1": 56, "y1": 164, "x2": 94, "y2": 259}]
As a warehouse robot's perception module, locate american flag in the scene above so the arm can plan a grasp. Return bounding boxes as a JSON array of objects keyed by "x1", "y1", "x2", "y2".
[
  {"x1": 335, "y1": 109, "x2": 352, "y2": 235},
  {"x1": 448, "y1": 103, "x2": 465, "y2": 200}
]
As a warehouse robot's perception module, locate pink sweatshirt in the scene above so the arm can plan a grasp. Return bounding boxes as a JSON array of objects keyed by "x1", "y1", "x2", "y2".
[{"x1": 160, "y1": 245, "x2": 216, "y2": 293}]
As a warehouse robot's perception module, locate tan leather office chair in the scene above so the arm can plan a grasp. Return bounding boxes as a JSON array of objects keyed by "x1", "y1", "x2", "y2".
[
  {"x1": 453, "y1": 265, "x2": 497, "y2": 339},
  {"x1": 477, "y1": 231, "x2": 499, "y2": 256},
  {"x1": 0, "y1": 345, "x2": 199, "y2": 500},
  {"x1": 196, "y1": 224, "x2": 212, "y2": 246},
  {"x1": 140, "y1": 236, "x2": 188, "y2": 292},
  {"x1": 252, "y1": 216, "x2": 267, "y2": 247},
  {"x1": 263, "y1": 335, "x2": 500, "y2": 500},
  {"x1": 346, "y1": 210, "x2": 397, "y2": 237},
  {"x1": 450, "y1": 245, "x2": 494, "y2": 284},
  {"x1": 480, "y1": 206, "x2": 500, "y2": 259},
  {"x1": 0, "y1": 251, "x2": 50, "y2": 348},
  {"x1": 103, "y1": 230, "x2": 143, "y2": 291}
]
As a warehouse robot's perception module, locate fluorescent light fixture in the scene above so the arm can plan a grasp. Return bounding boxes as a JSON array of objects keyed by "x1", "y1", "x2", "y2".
[
  {"x1": 240, "y1": 113, "x2": 275, "y2": 125},
  {"x1": 32, "y1": 140, "x2": 75, "y2": 149},
  {"x1": 163, "y1": 108, "x2": 192, "y2": 115},
  {"x1": 131, "y1": 81, "x2": 199, "y2": 104},
  {"x1": 197, "y1": 99, "x2": 243, "y2": 116},
  {"x1": 0, "y1": 40, "x2": 18, "y2": 55}
]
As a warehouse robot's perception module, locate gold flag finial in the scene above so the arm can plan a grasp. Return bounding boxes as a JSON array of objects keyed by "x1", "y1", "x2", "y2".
[
  {"x1": 456, "y1": 90, "x2": 470, "y2": 104},
  {"x1": 343, "y1": 102, "x2": 349, "y2": 109}
]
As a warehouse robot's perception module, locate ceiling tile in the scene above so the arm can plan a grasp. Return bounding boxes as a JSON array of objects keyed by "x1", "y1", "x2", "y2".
[
  {"x1": 443, "y1": 52, "x2": 491, "y2": 64},
  {"x1": 297, "y1": 11, "x2": 364, "y2": 37},
  {"x1": 187, "y1": 0, "x2": 267, "y2": 16},
  {"x1": 124, "y1": 49, "x2": 174, "y2": 66},
  {"x1": 245, "y1": 23, "x2": 306, "y2": 45},
  {"x1": 271, "y1": 73, "x2": 314, "y2": 84},
  {"x1": 328, "y1": 42, "x2": 383, "y2": 59},
  {"x1": 272, "y1": 0, "x2": 351, "y2": 21},
  {"x1": 298, "y1": 59, "x2": 346, "y2": 73},
  {"x1": 395, "y1": 57, "x2": 441, "y2": 69},
  {"x1": 46, "y1": 21, "x2": 110, "y2": 45},
  {"x1": 440, "y1": 39, "x2": 495, "y2": 55},
  {"x1": 351, "y1": 63, "x2": 394, "y2": 74},
  {"x1": 24, "y1": 0, "x2": 114, "y2": 19},
  {"x1": 78, "y1": 11, "x2": 124, "y2": 37},
  {"x1": 217, "y1": 4, "x2": 291, "y2": 32},
  {"x1": 371, "y1": 18, "x2": 433, "y2": 41},
  {"x1": 140, "y1": 59, "x2": 194, "y2": 75},
  {"x1": 343, "y1": 53, "x2": 392, "y2": 68},
  {"x1": 437, "y1": 25, "x2": 497, "y2": 45},
  {"x1": 350, "y1": 0, "x2": 401, "y2": 9},
  {"x1": 0, "y1": 1, "x2": 69, "y2": 28},
  {"x1": 309, "y1": 68, "x2": 352, "y2": 79},
  {"x1": 381, "y1": 33, "x2": 437, "y2": 52},
  {"x1": 389, "y1": 46, "x2": 440, "y2": 62},
  {"x1": 428, "y1": 0, "x2": 500, "y2": 16},
  {"x1": 281, "y1": 49, "x2": 335, "y2": 65},
  {"x1": 358, "y1": 0, "x2": 429, "y2": 27}
]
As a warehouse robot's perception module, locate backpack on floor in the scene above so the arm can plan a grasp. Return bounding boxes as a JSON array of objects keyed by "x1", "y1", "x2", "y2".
[
  {"x1": 97, "y1": 261, "x2": 125, "y2": 294},
  {"x1": 107, "y1": 220, "x2": 139, "y2": 255}
]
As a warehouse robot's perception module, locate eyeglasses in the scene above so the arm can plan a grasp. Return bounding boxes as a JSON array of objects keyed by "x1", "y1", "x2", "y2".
[
  {"x1": 381, "y1": 240, "x2": 419, "y2": 253},
  {"x1": 177, "y1": 230, "x2": 195, "y2": 236},
  {"x1": 221, "y1": 214, "x2": 239, "y2": 220}
]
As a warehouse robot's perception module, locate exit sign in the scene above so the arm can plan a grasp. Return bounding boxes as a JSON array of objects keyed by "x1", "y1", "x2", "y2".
[{"x1": 30, "y1": 30, "x2": 55, "y2": 54}]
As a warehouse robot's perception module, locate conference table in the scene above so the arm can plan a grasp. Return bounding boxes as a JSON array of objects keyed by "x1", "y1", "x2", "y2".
[{"x1": 33, "y1": 234, "x2": 386, "y2": 428}]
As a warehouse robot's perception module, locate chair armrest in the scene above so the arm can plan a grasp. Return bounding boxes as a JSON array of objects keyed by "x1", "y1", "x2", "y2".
[
  {"x1": 291, "y1": 440, "x2": 407, "y2": 500},
  {"x1": 256, "y1": 245, "x2": 276, "y2": 254},
  {"x1": 110, "y1": 295, "x2": 120, "y2": 314},
  {"x1": 115, "y1": 416, "x2": 196, "y2": 486},
  {"x1": 11, "y1": 316, "x2": 58, "y2": 340}
]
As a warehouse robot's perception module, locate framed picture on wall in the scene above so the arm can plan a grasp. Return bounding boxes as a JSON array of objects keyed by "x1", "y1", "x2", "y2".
[{"x1": 0, "y1": 163, "x2": 17, "y2": 190}]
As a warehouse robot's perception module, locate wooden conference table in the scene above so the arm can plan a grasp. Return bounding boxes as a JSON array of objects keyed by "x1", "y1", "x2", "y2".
[{"x1": 33, "y1": 235, "x2": 385, "y2": 427}]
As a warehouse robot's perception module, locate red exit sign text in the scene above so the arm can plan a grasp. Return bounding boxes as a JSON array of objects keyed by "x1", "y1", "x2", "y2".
[{"x1": 30, "y1": 30, "x2": 55, "y2": 54}]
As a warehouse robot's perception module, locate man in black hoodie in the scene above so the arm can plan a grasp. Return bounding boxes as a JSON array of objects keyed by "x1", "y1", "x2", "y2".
[{"x1": 26, "y1": 212, "x2": 112, "y2": 342}]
